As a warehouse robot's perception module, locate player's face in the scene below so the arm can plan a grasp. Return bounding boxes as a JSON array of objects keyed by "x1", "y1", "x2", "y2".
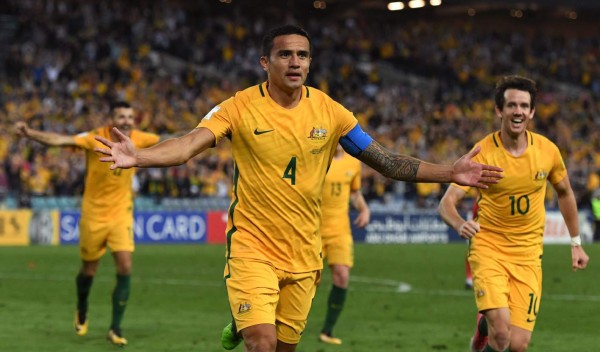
[
  {"x1": 110, "y1": 107, "x2": 135, "y2": 137},
  {"x1": 496, "y1": 88, "x2": 534, "y2": 138},
  {"x1": 261, "y1": 34, "x2": 311, "y2": 93}
]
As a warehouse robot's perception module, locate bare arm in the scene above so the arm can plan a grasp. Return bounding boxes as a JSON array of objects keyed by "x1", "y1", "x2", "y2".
[
  {"x1": 554, "y1": 175, "x2": 579, "y2": 238},
  {"x1": 553, "y1": 175, "x2": 590, "y2": 271},
  {"x1": 355, "y1": 141, "x2": 502, "y2": 188},
  {"x1": 95, "y1": 127, "x2": 216, "y2": 169},
  {"x1": 438, "y1": 185, "x2": 480, "y2": 239},
  {"x1": 350, "y1": 190, "x2": 370, "y2": 228},
  {"x1": 14, "y1": 121, "x2": 76, "y2": 146}
]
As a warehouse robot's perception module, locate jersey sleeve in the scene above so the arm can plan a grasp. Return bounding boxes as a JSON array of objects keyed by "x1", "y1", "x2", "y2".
[
  {"x1": 336, "y1": 100, "x2": 372, "y2": 157},
  {"x1": 449, "y1": 183, "x2": 471, "y2": 195},
  {"x1": 335, "y1": 101, "x2": 359, "y2": 137},
  {"x1": 72, "y1": 131, "x2": 95, "y2": 150},
  {"x1": 134, "y1": 131, "x2": 160, "y2": 148},
  {"x1": 196, "y1": 98, "x2": 234, "y2": 144},
  {"x1": 548, "y1": 144, "x2": 568, "y2": 185}
]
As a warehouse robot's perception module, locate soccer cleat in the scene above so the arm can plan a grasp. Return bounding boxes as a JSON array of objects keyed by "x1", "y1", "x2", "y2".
[
  {"x1": 469, "y1": 313, "x2": 488, "y2": 352},
  {"x1": 74, "y1": 311, "x2": 88, "y2": 336},
  {"x1": 319, "y1": 332, "x2": 342, "y2": 345},
  {"x1": 107, "y1": 329, "x2": 128, "y2": 346},
  {"x1": 221, "y1": 322, "x2": 242, "y2": 350}
]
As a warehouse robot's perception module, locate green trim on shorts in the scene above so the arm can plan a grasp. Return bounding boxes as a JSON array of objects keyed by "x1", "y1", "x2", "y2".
[{"x1": 225, "y1": 163, "x2": 240, "y2": 280}]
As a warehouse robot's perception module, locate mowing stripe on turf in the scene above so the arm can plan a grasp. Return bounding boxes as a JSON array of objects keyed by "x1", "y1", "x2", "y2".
[
  {"x1": 2, "y1": 272, "x2": 600, "y2": 303},
  {"x1": 0, "y1": 272, "x2": 223, "y2": 287}
]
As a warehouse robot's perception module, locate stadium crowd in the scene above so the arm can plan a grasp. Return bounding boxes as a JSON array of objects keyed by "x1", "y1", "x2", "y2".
[{"x1": 1, "y1": 0, "x2": 599, "y2": 211}]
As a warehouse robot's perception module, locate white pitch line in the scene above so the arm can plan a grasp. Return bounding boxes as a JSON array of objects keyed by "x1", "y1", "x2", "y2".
[
  {"x1": 351, "y1": 275, "x2": 413, "y2": 293},
  {"x1": 351, "y1": 275, "x2": 600, "y2": 302}
]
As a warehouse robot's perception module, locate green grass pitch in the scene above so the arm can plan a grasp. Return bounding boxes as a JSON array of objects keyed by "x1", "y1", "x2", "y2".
[{"x1": 0, "y1": 243, "x2": 597, "y2": 351}]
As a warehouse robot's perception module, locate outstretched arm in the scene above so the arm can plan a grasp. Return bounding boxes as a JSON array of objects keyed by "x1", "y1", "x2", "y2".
[
  {"x1": 14, "y1": 121, "x2": 76, "y2": 146},
  {"x1": 438, "y1": 185, "x2": 480, "y2": 239},
  {"x1": 95, "y1": 127, "x2": 216, "y2": 169},
  {"x1": 355, "y1": 141, "x2": 502, "y2": 188},
  {"x1": 553, "y1": 175, "x2": 590, "y2": 271}
]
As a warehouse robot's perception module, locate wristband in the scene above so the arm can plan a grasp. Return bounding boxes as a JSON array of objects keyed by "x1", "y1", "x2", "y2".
[{"x1": 570, "y1": 235, "x2": 582, "y2": 247}]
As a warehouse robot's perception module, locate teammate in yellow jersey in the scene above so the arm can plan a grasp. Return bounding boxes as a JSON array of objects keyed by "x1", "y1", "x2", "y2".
[
  {"x1": 14, "y1": 101, "x2": 160, "y2": 346},
  {"x1": 438, "y1": 75, "x2": 589, "y2": 352},
  {"x1": 95, "y1": 25, "x2": 502, "y2": 352},
  {"x1": 318, "y1": 145, "x2": 370, "y2": 345}
]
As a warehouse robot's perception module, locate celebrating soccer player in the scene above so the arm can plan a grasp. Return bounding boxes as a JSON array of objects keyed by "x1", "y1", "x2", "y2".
[
  {"x1": 15, "y1": 101, "x2": 160, "y2": 346},
  {"x1": 438, "y1": 75, "x2": 589, "y2": 352},
  {"x1": 95, "y1": 25, "x2": 503, "y2": 352}
]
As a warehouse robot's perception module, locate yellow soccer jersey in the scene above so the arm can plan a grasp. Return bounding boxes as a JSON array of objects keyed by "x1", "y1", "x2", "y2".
[
  {"x1": 198, "y1": 83, "x2": 358, "y2": 272},
  {"x1": 320, "y1": 152, "x2": 361, "y2": 239},
  {"x1": 453, "y1": 131, "x2": 567, "y2": 263},
  {"x1": 73, "y1": 127, "x2": 160, "y2": 222}
]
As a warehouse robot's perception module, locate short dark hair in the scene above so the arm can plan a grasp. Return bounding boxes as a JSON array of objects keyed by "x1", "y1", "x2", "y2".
[
  {"x1": 494, "y1": 75, "x2": 537, "y2": 110},
  {"x1": 110, "y1": 101, "x2": 132, "y2": 112},
  {"x1": 261, "y1": 24, "x2": 311, "y2": 58}
]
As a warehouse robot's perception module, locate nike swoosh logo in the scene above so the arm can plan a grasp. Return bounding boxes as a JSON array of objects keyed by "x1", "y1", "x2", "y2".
[
  {"x1": 526, "y1": 318, "x2": 536, "y2": 323},
  {"x1": 254, "y1": 128, "x2": 274, "y2": 135}
]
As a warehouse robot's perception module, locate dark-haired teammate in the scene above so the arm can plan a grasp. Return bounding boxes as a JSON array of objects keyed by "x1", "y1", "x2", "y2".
[
  {"x1": 15, "y1": 102, "x2": 160, "y2": 346},
  {"x1": 95, "y1": 25, "x2": 503, "y2": 352},
  {"x1": 438, "y1": 75, "x2": 589, "y2": 352}
]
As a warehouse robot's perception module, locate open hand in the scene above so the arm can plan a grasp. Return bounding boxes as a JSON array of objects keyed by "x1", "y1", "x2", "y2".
[
  {"x1": 353, "y1": 210, "x2": 371, "y2": 228},
  {"x1": 452, "y1": 146, "x2": 503, "y2": 188},
  {"x1": 94, "y1": 127, "x2": 137, "y2": 169}
]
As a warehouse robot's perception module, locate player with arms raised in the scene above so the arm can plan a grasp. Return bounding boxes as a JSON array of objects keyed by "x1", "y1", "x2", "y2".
[
  {"x1": 15, "y1": 101, "x2": 160, "y2": 346},
  {"x1": 95, "y1": 25, "x2": 503, "y2": 352}
]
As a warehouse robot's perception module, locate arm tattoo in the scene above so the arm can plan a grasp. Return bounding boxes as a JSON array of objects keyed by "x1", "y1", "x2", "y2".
[{"x1": 357, "y1": 141, "x2": 420, "y2": 181}]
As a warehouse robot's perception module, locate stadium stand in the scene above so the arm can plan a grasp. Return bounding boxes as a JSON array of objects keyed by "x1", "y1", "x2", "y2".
[{"x1": 2, "y1": 0, "x2": 599, "y2": 212}]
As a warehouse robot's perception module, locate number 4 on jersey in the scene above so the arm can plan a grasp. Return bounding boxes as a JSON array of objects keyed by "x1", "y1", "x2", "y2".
[{"x1": 283, "y1": 157, "x2": 297, "y2": 185}]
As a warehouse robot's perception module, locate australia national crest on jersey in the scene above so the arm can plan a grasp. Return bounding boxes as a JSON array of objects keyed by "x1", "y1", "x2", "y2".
[
  {"x1": 534, "y1": 170, "x2": 548, "y2": 181},
  {"x1": 238, "y1": 302, "x2": 251, "y2": 314},
  {"x1": 308, "y1": 126, "x2": 327, "y2": 140}
]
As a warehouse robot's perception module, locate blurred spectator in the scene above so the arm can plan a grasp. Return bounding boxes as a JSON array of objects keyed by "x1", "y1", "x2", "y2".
[
  {"x1": 591, "y1": 175, "x2": 600, "y2": 242},
  {"x1": 0, "y1": 167, "x2": 7, "y2": 207},
  {"x1": 27, "y1": 154, "x2": 52, "y2": 196},
  {"x1": 1, "y1": 0, "x2": 599, "y2": 211},
  {"x1": 415, "y1": 183, "x2": 442, "y2": 209}
]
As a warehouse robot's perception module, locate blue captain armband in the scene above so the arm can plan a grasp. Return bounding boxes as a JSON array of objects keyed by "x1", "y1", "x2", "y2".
[{"x1": 339, "y1": 124, "x2": 373, "y2": 157}]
